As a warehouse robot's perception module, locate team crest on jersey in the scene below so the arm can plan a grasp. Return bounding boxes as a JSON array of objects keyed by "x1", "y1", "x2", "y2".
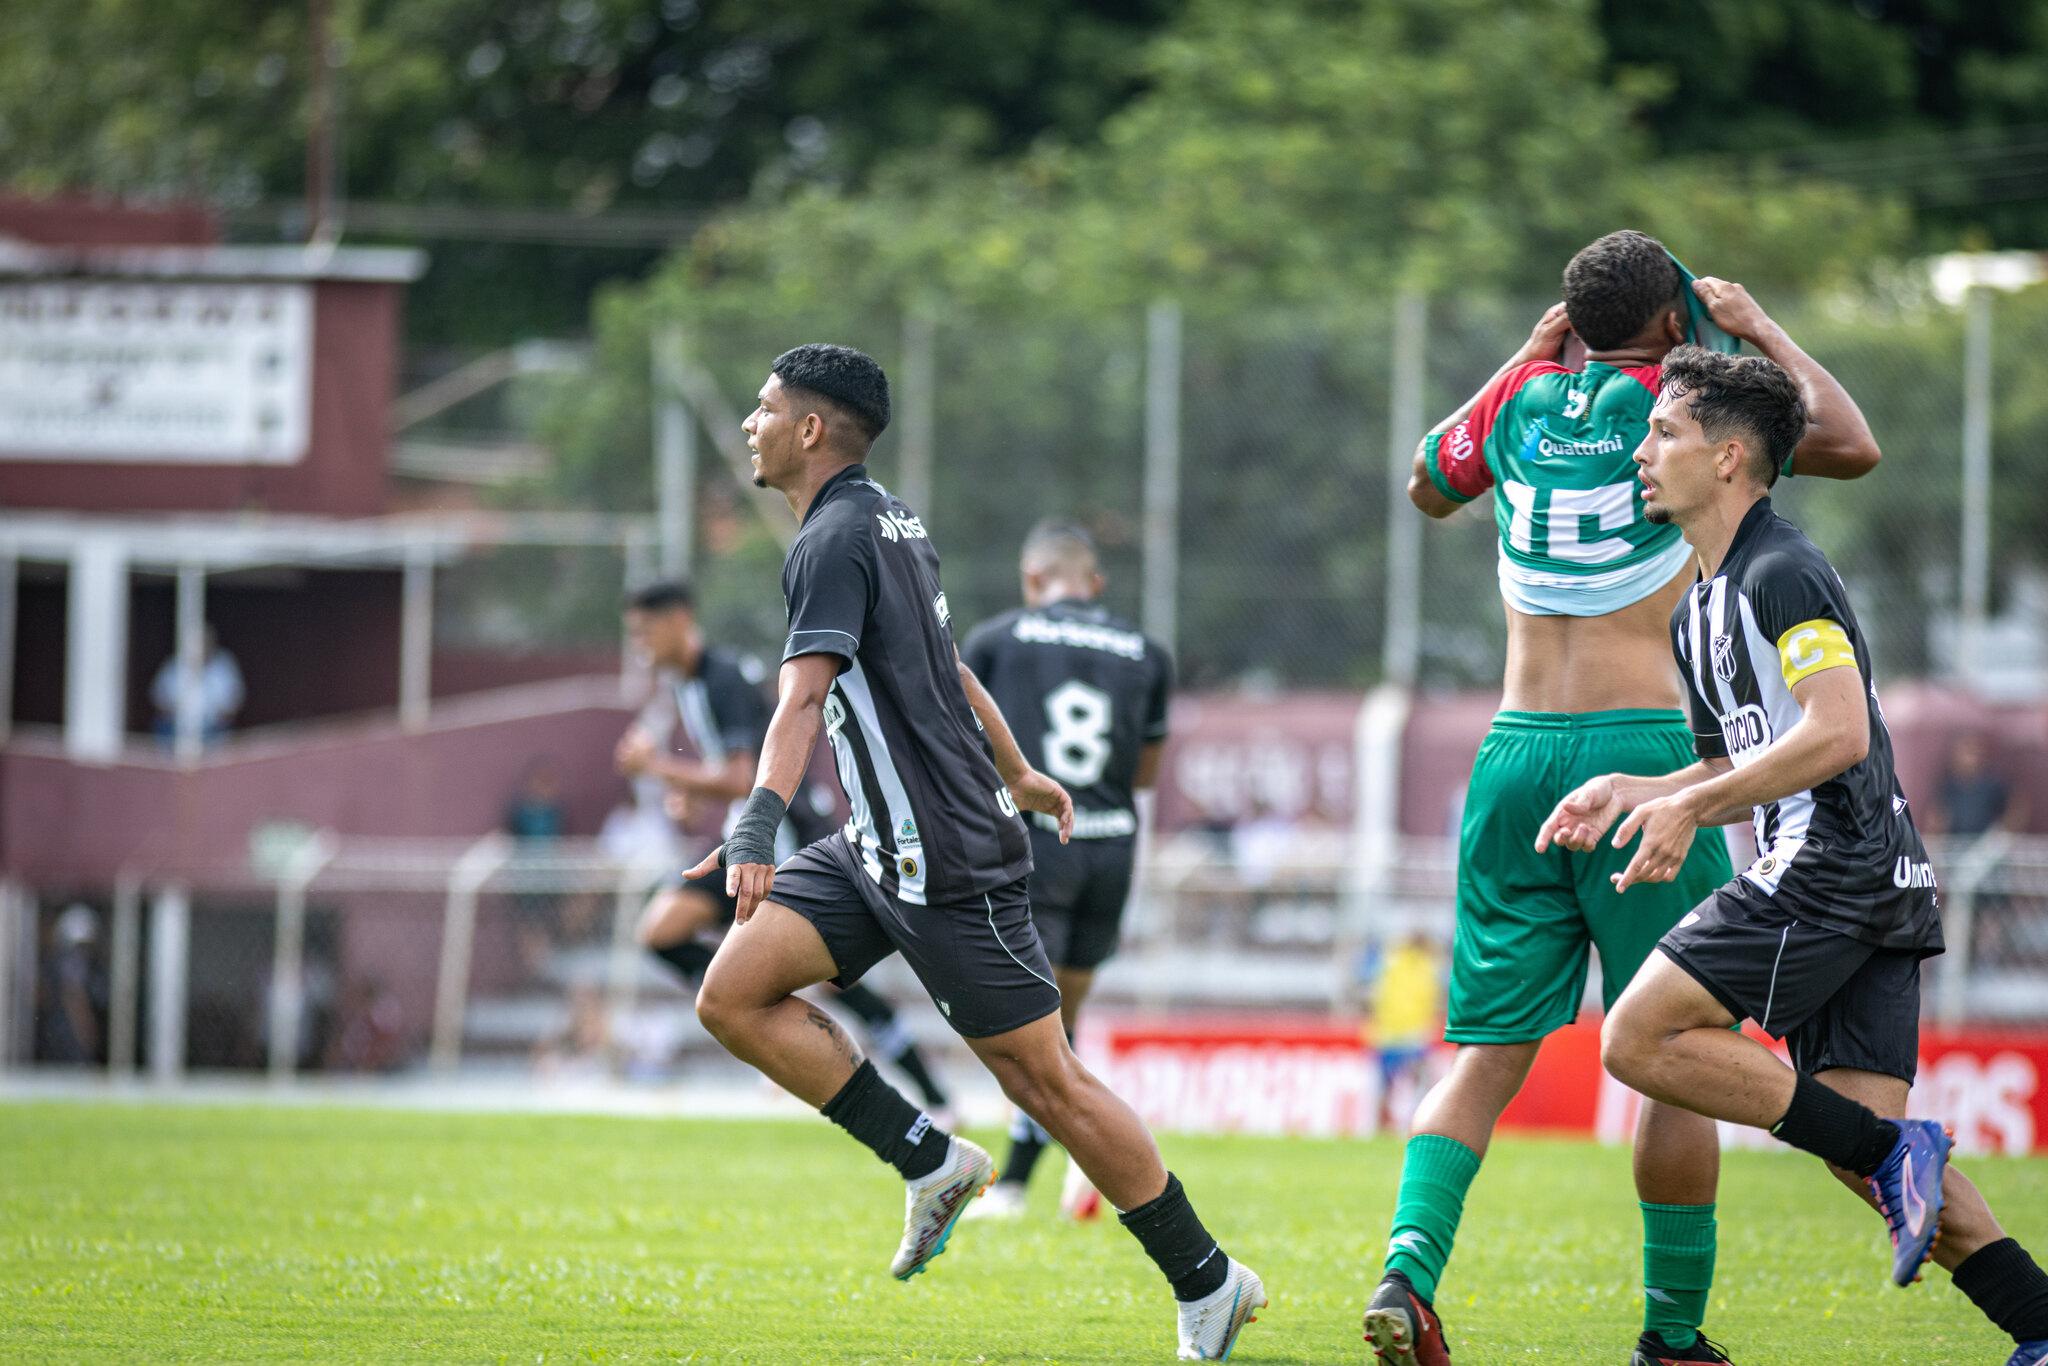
[
  {"x1": 1711, "y1": 634, "x2": 1738, "y2": 683},
  {"x1": 898, "y1": 816, "x2": 921, "y2": 847}
]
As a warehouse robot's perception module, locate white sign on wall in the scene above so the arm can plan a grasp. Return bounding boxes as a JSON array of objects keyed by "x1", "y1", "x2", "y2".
[{"x1": 0, "y1": 281, "x2": 312, "y2": 464}]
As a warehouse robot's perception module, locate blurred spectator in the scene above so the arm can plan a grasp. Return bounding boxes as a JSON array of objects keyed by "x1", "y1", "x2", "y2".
[
  {"x1": 534, "y1": 982, "x2": 616, "y2": 1081},
  {"x1": 1361, "y1": 930, "x2": 1445, "y2": 1132},
  {"x1": 504, "y1": 758, "x2": 569, "y2": 980},
  {"x1": 1230, "y1": 799, "x2": 1301, "y2": 892},
  {"x1": 503, "y1": 759, "x2": 567, "y2": 842},
  {"x1": 324, "y1": 977, "x2": 407, "y2": 1074},
  {"x1": 150, "y1": 626, "x2": 243, "y2": 748},
  {"x1": 1928, "y1": 734, "x2": 2027, "y2": 838},
  {"x1": 35, "y1": 904, "x2": 106, "y2": 1065}
]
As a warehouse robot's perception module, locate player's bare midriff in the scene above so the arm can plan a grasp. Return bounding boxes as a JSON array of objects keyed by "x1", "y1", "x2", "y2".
[{"x1": 1498, "y1": 561, "x2": 1694, "y2": 714}]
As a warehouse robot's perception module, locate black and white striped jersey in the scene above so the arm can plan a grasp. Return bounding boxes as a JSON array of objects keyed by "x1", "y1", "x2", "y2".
[
  {"x1": 1672, "y1": 498, "x2": 1942, "y2": 954},
  {"x1": 780, "y1": 462, "x2": 1032, "y2": 905},
  {"x1": 668, "y1": 647, "x2": 770, "y2": 836},
  {"x1": 960, "y1": 600, "x2": 1171, "y2": 842}
]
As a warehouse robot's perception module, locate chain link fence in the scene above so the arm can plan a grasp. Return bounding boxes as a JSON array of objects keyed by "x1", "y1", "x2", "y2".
[{"x1": 639, "y1": 287, "x2": 2045, "y2": 695}]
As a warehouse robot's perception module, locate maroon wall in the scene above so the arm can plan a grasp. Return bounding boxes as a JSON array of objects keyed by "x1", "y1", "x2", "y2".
[
  {"x1": 0, "y1": 279, "x2": 401, "y2": 517},
  {"x1": 0, "y1": 699, "x2": 636, "y2": 884},
  {"x1": 0, "y1": 194, "x2": 217, "y2": 247}
]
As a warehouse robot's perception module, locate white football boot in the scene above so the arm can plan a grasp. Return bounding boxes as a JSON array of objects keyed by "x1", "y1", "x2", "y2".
[
  {"x1": 889, "y1": 1137, "x2": 996, "y2": 1280},
  {"x1": 1176, "y1": 1256, "x2": 1267, "y2": 1361}
]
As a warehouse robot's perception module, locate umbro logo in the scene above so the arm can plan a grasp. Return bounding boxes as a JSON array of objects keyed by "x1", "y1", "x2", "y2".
[{"x1": 876, "y1": 510, "x2": 928, "y2": 542}]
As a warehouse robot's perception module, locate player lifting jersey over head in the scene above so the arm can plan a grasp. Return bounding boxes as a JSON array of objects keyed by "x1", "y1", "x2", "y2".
[{"x1": 1366, "y1": 230, "x2": 1884, "y2": 1366}]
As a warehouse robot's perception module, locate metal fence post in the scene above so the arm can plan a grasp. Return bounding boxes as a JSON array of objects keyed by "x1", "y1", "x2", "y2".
[
  {"x1": 1383, "y1": 290, "x2": 1426, "y2": 688},
  {"x1": 148, "y1": 885, "x2": 190, "y2": 1082},
  {"x1": 605, "y1": 863, "x2": 647, "y2": 1036},
  {"x1": 1143, "y1": 299, "x2": 1183, "y2": 658},
  {"x1": 400, "y1": 542, "x2": 435, "y2": 732},
  {"x1": 0, "y1": 880, "x2": 18, "y2": 1068},
  {"x1": 108, "y1": 872, "x2": 143, "y2": 1078},
  {"x1": 268, "y1": 833, "x2": 337, "y2": 1081},
  {"x1": 173, "y1": 561, "x2": 206, "y2": 765},
  {"x1": 1939, "y1": 830, "x2": 2012, "y2": 1027},
  {"x1": 1959, "y1": 287, "x2": 1993, "y2": 667},
  {"x1": 898, "y1": 311, "x2": 937, "y2": 513},
  {"x1": 651, "y1": 326, "x2": 697, "y2": 578},
  {"x1": 430, "y1": 834, "x2": 510, "y2": 1075}
]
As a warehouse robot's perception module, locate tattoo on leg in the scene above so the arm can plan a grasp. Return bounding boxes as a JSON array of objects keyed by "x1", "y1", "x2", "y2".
[{"x1": 803, "y1": 1004, "x2": 862, "y2": 1067}]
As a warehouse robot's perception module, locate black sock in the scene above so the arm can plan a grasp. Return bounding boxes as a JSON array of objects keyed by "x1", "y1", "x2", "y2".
[
  {"x1": 1954, "y1": 1238, "x2": 2048, "y2": 1342},
  {"x1": 819, "y1": 1060, "x2": 951, "y2": 1181},
  {"x1": 833, "y1": 985, "x2": 951, "y2": 1110},
  {"x1": 1769, "y1": 1072, "x2": 1901, "y2": 1177},
  {"x1": 1118, "y1": 1172, "x2": 1230, "y2": 1302},
  {"x1": 999, "y1": 1112, "x2": 1053, "y2": 1187},
  {"x1": 652, "y1": 939, "x2": 715, "y2": 981},
  {"x1": 890, "y1": 1043, "x2": 949, "y2": 1110}
]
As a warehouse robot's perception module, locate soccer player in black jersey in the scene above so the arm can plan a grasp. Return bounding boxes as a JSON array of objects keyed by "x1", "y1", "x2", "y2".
[
  {"x1": 616, "y1": 581, "x2": 952, "y2": 1116},
  {"x1": 686, "y1": 343, "x2": 1262, "y2": 1359},
  {"x1": 958, "y1": 520, "x2": 1171, "y2": 1221},
  {"x1": 1537, "y1": 347, "x2": 2048, "y2": 1365}
]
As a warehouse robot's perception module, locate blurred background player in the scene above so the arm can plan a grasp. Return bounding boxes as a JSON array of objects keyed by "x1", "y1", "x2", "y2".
[
  {"x1": 1575, "y1": 345, "x2": 2048, "y2": 1365},
  {"x1": 958, "y1": 519, "x2": 1174, "y2": 1221},
  {"x1": 1361, "y1": 930, "x2": 1445, "y2": 1134},
  {"x1": 1367, "y1": 229, "x2": 1884, "y2": 1366},
  {"x1": 617, "y1": 580, "x2": 952, "y2": 1114}
]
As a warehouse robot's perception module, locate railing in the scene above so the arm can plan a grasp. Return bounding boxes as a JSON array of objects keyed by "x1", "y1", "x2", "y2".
[{"x1": 5, "y1": 830, "x2": 2046, "y2": 1082}]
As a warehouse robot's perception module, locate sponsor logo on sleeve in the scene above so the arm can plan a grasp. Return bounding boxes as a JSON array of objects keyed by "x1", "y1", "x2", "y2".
[
  {"x1": 1894, "y1": 857, "x2": 1937, "y2": 889},
  {"x1": 876, "y1": 510, "x2": 929, "y2": 542}
]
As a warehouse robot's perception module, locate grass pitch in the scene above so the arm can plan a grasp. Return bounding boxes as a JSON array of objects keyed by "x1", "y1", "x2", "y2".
[{"x1": 4, "y1": 1102, "x2": 2043, "y2": 1362}]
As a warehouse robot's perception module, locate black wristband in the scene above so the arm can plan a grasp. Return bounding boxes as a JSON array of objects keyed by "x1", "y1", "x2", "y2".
[{"x1": 720, "y1": 786, "x2": 787, "y2": 869}]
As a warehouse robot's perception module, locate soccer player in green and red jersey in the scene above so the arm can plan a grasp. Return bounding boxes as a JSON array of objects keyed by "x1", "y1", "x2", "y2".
[{"x1": 1362, "y1": 231, "x2": 1882, "y2": 1366}]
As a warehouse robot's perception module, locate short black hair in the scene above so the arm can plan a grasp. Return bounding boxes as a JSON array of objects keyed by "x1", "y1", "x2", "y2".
[
  {"x1": 1563, "y1": 230, "x2": 1683, "y2": 351},
  {"x1": 772, "y1": 343, "x2": 890, "y2": 445},
  {"x1": 627, "y1": 580, "x2": 694, "y2": 613},
  {"x1": 1660, "y1": 344, "x2": 1806, "y2": 488}
]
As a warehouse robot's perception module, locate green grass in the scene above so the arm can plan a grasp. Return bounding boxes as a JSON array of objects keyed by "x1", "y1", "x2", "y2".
[{"x1": 3, "y1": 1102, "x2": 2043, "y2": 1362}]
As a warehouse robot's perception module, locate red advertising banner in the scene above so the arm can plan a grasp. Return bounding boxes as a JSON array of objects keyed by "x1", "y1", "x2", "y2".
[{"x1": 1085, "y1": 1013, "x2": 2048, "y2": 1156}]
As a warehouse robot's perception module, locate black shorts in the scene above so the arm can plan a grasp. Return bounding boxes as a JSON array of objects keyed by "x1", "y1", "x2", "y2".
[
  {"x1": 770, "y1": 833, "x2": 1061, "y2": 1039},
  {"x1": 661, "y1": 867, "x2": 739, "y2": 926},
  {"x1": 1027, "y1": 827, "x2": 1135, "y2": 970},
  {"x1": 1660, "y1": 882, "x2": 1924, "y2": 1084}
]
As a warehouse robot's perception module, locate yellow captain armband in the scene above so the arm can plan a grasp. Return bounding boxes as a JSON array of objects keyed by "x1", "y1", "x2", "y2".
[{"x1": 1777, "y1": 618, "x2": 1857, "y2": 689}]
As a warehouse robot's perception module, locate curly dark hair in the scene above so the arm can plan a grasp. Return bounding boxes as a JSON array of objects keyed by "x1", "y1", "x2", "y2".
[
  {"x1": 1660, "y1": 344, "x2": 1806, "y2": 488},
  {"x1": 771, "y1": 343, "x2": 891, "y2": 445},
  {"x1": 1562, "y1": 230, "x2": 1683, "y2": 351}
]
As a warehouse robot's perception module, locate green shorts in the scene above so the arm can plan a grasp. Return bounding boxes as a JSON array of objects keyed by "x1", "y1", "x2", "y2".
[{"x1": 1445, "y1": 709, "x2": 1734, "y2": 1045}]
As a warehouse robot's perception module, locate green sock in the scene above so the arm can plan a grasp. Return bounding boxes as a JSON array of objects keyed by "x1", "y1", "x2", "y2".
[
  {"x1": 1641, "y1": 1201, "x2": 1717, "y2": 1350},
  {"x1": 1383, "y1": 1134, "x2": 1481, "y2": 1303}
]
